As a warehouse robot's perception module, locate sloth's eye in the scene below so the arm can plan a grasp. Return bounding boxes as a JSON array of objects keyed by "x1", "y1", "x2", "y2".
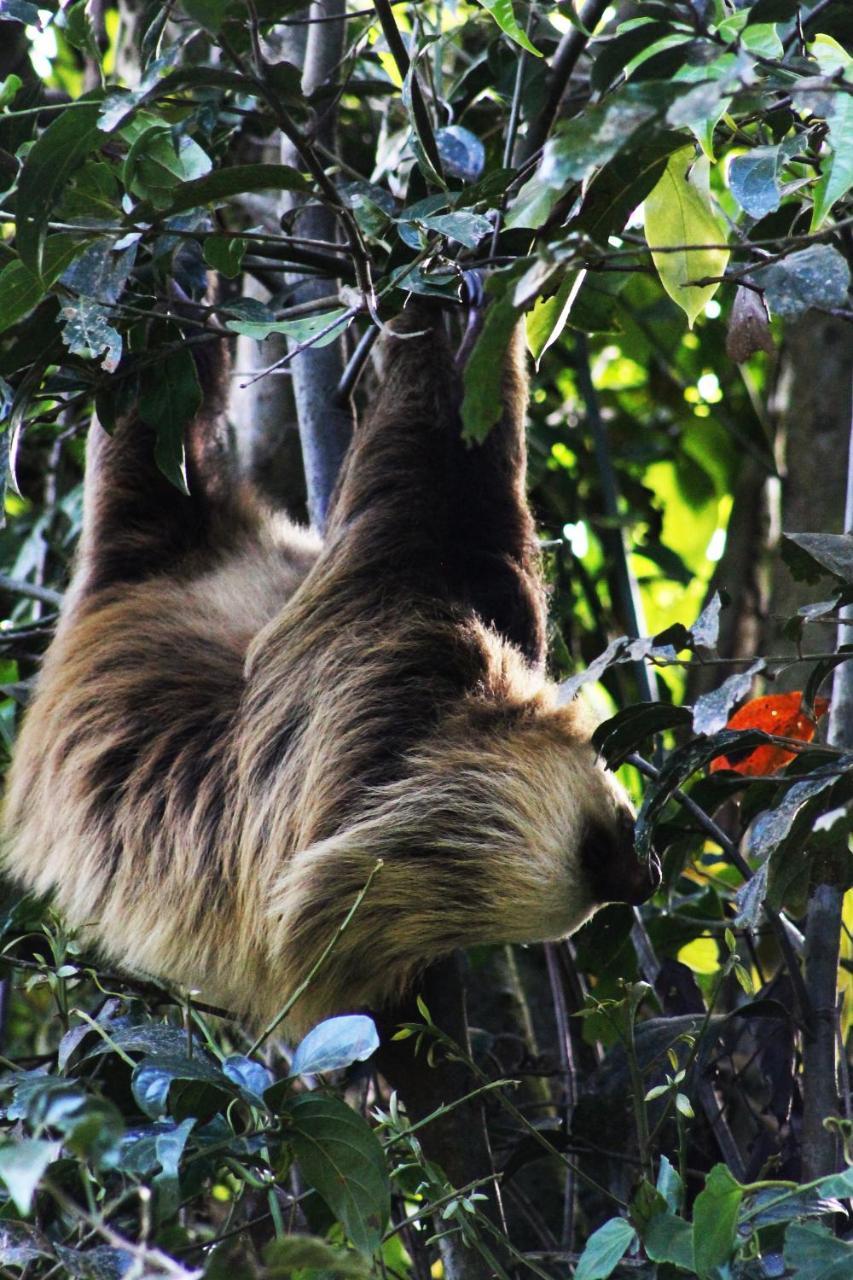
[{"x1": 580, "y1": 813, "x2": 661, "y2": 906}]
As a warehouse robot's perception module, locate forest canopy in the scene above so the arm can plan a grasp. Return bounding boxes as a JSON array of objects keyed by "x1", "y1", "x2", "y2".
[{"x1": 0, "y1": 2, "x2": 852, "y2": 1278}]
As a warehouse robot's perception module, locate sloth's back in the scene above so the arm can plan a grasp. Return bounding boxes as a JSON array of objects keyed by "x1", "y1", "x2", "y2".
[{"x1": 2, "y1": 518, "x2": 322, "y2": 1009}]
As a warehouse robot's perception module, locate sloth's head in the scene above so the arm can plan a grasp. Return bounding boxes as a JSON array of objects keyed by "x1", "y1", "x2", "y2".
[{"x1": 469, "y1": 699, "x2": 661, "y2": 945}]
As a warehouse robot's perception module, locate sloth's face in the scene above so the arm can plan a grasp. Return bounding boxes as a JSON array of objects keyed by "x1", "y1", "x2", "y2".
[{"x1": 575, "y1": 757, "x2": 661, "y2": 908}]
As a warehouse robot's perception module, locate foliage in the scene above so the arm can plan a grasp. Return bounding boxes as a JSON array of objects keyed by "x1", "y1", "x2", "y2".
[{"x1": 0, "y1": 1, "x2": 852, "y2": 1278}]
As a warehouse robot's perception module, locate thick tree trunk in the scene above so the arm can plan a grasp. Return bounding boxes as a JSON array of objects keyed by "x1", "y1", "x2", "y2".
[{"x1": 770, "y1": 315, "x2": 853, "y2": 1181}]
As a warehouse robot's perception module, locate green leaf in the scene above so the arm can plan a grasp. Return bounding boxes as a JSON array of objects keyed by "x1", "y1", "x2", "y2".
[
  {"x1": 125, "y1": 125, "x2": 212, "y2": 206},
  {"x1": 223, "y1": 306, "x2": 350, "y2": 346},
  {"x1": 16, "y1": 99, "x2": 103, "y2": 274},
  {"x1": 290, "y1": 1015, "x2": 379, "y2": 1078},
  {"x1": 416, "y1": 211, "x2": 492, "y2": 248},
  {"x1": 525, "y1": 271, "x2": 585, "y2": 364},
  {"x1": 0, "y1": 235, "x2": 92, "y2": 336},
  {"x1": 691, "y1": 1164, "x2": 743, "y2": 1279},
  {"x1": 783, "y1": 1221, "x2": 853, "y2": 1280},
  {"x1": 507, "y1": 83, "x2": 679, "y2": 231},
  {"x1": 760, "y1": 244, "x2": 851, "y2": 320},
  {"x1": 461, "y1": 290, "x2": 520, "y2": 442},
  {"x1": 134, "y1": 162, "x2": 310, "y2": 221},
  {"x1": 656, "y1": 1154, "x2": 683, "y2": 1213},
  {"x1": 643, "y1": 1212, "x2": 694, "y2": 1269},
  {"x1": 138, "y1": 347, "x2": 202, "y2": 496},
  {"x1": 0, "y1": 1140, "x2": 60, "y2": 1215},
  {"x1": 643, "y1": 146, "x2": 730, "y2": 326},
  {"x1": 477, "y1": 0, "x2": 542, "y2": 56},
  {"x1": 728, "y1": 145, "x2": 782, "y2": 219},
  {"x1": 61, "y1": 1, "x2": 103, "y2": 76},
  {"x1": 203, "y1": 234, "x2": 246, "y2": 278},
  {"x1": 0, "y1": 73, "x2": 22, "y2": 108},
  {"x1": 574, "y1": 1217, "x2": 636, "y2": 1280},
  {"x1": 282, "y1": 1094, "x2": 390, "y2": 1255},
  {"x1": 60, "y1": 298, "x2": 122, "y2": 372},
  {"x1": 132, "y1": 1051, "x2": 230, "y2": 1119},
  {"x1": 810, "y1": 37, "x2": 853, "y2": 231}
]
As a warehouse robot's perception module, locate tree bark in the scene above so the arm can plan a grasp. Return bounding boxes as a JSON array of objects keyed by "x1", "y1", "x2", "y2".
[{"x1": 280, "y1": 0, "x2": 354, "y2": 531}]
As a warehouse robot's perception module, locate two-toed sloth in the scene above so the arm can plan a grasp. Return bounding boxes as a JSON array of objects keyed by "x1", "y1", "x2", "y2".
[{"x1": 2, "y1": 302, "x2": 657, "y2": 1034}]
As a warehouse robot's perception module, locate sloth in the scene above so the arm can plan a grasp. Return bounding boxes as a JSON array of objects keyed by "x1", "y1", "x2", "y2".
[{"x1": 2, "y1": 302, "x2": 658, "y2": 1034}]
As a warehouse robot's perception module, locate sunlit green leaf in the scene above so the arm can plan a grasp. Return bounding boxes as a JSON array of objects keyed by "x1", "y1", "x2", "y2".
[{"x1": 643, "y1": 147, "x2": 730, "y2": 326}]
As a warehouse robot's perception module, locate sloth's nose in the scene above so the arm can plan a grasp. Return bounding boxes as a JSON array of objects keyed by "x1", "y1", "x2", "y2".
[{"x1": 582, "y1": 811, "x2": 661, "y2": 906}]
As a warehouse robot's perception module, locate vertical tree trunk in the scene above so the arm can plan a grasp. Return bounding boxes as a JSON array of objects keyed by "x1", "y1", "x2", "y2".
[{"x1": 771, "y1": 316, "x2": 853, "y2": 1181}]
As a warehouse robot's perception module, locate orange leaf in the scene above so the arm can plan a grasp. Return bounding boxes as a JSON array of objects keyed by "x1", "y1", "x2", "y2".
[{"x1": 710, "y1": 691, "x2": 830, "y2": 777}]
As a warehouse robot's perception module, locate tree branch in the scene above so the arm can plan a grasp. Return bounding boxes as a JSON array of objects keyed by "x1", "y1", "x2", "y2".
[{"x1": 518, "y1": 0, "x2": 610, "y2": 163}]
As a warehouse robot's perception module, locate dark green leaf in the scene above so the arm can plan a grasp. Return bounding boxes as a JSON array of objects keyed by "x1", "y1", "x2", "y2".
[
  {"x1": 0, "y1": 235, "x2": 92, "y2": 336},
  {"x1": 138, "y1": 346, "x2": 202, "y2": 495},
  {"x1": 783, "y1": 1221, "x2": 853, "y2": 1280},
  {"x1": 643, "y1": 1212, "x2": 694, "y2": 1269},
  {"x1": 132, "y1": 1052, "x2": 231, "y2": 1120},
  {"x1": 782, "y1": 532, "x2": 853, "y2": 585},
  {"x1": 53, "y1": 1244, "x2": 133, "y2": 1279},
  {"x1": 0, "y1": 0, "x2": 42, "y2": 25},
  {"x1": 282, "y1": 1094, "x2": 390, "y2": 1254},
  {"x1": 748, "y1": 765, "x2": 849, "y2": 863},
  {"x1": 16, "y1": 99, "x2": 103, "y2": 274},
  {"x1": 462, "y1": 289, "x2": 521, "y2": 441},
  {"x1": 203, "y1": 234, "x2": 245, "y2": 278},
  {"x1": 181, "y1": 0, "x2": 230, "y2": 33},
  {"x1": 593, "y1": 704, "x2": 693, "y2": 769},
  {"x1": 134, "y1": 162, "x2": 310, "y2": 222},
  {"x1": 435, "y1": 125, "x2": 485, "y2": 182},
  {"x1": 635, "y1": 729, "x2": 773, "y2": 857}
]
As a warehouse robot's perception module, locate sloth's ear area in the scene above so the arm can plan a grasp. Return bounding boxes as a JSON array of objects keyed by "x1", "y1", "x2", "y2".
[{"x1": 580, "y1": 809, "x2": 661, "y2": 907}]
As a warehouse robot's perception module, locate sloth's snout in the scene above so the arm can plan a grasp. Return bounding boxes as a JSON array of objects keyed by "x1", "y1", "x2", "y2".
[{"x1": 582, "y1": 810, "x2": 661, "y2": 907}]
